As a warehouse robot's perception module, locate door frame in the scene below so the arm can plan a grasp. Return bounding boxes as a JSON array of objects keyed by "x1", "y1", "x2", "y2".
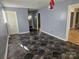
[{"x1": 66, "y1": 3, "x2": 79, "y2": 41}]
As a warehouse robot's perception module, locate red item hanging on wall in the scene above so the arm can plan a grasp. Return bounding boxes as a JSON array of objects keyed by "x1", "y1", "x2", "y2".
[{"x1": 50, "y1": 0, "x2": 55, "y2": 9}]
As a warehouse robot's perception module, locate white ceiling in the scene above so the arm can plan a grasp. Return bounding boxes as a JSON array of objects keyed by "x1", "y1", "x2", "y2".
[{"x1": 2, "y1": 0, "x2": 64, "y2": 9}]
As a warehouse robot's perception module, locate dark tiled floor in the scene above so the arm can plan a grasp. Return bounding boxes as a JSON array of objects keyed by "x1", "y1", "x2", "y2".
[{"x1": 7, "y1": 32, "x2": 79, "y2": 59}]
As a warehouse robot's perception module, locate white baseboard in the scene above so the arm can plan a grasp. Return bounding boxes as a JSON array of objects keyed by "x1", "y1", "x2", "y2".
[
  {"x1": 9, "y1": 31, "x2": 29, "y2": 35},
  {"x1": 41, "y1": 31, "x2": 67, "y2": 41},
  {"x1": 17, "y1": 31, "x2": 29, "y2": 34},
  {"x1": 4, "y1": 36, "x2": 10, "y2": 59}
]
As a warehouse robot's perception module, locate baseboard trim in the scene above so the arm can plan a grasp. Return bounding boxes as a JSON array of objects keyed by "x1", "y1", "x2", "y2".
[
  {"x1": 4, "y1": 36, "x2": 10, "y2": 59},
  {"x1": 17, "y1": 31, "x2": 29, "y2": 34},
  {"x1": 41, "y1": 31, "x2": 67, "y2": 41},
  {"x1": 8, "y1": 31, "x2": 30, "y2": 35}
]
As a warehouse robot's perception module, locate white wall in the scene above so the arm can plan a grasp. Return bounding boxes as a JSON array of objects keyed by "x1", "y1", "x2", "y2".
[
  {"x1": 0, "y1": 5, "x2": 8, "y2": 59},
  {"x1": 0, "y1": 7, "x2": 29, "y2": 59},
  {"x1": 39, "y1": 0, "x2": 79, "y2": 41},
  {"x1": 5, "y1": 7, "x2": 29, "y2": 33}
]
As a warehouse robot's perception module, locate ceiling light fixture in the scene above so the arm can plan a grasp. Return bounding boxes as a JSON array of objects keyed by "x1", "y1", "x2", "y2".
[{"x1": 28, "y1": 15, "x2": 32, "y2": 20}]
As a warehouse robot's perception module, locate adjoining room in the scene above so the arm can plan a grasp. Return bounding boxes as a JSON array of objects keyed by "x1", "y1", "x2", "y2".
[{"x1": 68, "y1": 3, "x2": 79, "y2": 45}]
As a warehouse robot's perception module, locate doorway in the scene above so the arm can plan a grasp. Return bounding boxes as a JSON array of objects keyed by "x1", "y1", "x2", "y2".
[
  {"x1": 28, "y1": 9, "x2": 41, "y2": 35},
  {"x1": 67, "y1": 4, "x2": 79, "y2": 45},
  {"x1": 6, "y1": 11, "x2": 19, "y2": 35}
]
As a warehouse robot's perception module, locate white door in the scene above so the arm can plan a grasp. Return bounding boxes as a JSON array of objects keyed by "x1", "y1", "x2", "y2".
[{"x1": 6, "y1": 11, "x2": 19, "y2": 35}]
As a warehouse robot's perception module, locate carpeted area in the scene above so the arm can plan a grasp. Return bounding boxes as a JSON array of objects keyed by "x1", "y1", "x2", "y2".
[{"x1": 7, "y1": 32, "x2": 79, "y2": 59}]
